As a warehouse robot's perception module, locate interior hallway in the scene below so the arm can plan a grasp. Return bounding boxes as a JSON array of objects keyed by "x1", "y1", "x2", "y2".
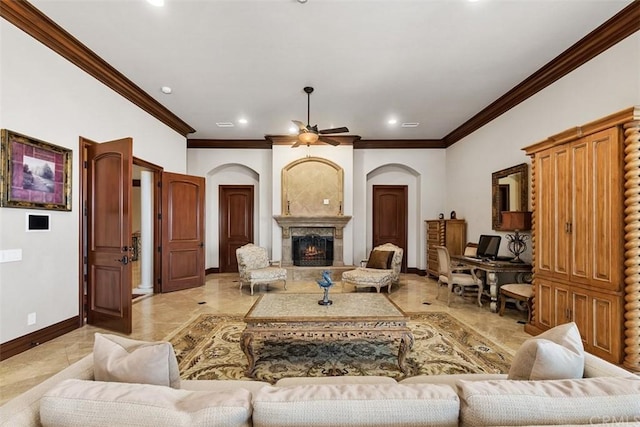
[{"x1": 0, "y1": 273, "x2": 531, "y2": 405}]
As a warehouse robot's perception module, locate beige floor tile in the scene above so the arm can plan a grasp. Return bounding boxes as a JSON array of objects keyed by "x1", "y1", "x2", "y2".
[{"x1": 0, "y1": 273, "x2": 530, "y2": 405}]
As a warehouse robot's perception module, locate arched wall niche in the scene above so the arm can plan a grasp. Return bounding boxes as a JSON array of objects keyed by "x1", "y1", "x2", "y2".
[{"x1": 282, "y1": 156, "x2": 344, "y2": 216}]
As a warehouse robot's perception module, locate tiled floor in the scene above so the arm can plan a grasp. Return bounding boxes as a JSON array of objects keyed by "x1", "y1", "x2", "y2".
[{"x1": 0, "y1": 273, "x2": 531, "y2": 405}]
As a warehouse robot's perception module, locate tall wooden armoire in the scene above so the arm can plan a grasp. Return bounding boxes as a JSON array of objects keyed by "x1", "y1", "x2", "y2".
[
  {"x1": 425, "y1": 219, "x2": 466, "y2": 277},
  {"x1": 523, "y1": 106, "x2": 640, "y2": 371}
]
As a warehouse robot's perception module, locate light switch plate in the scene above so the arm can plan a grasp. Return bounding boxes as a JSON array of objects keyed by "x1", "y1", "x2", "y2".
[
  {"x1": 0, "y1": 249, "x2": 22, "y2": 263},
  {"x1": 323, "y1": 199, "x2": 329, "y2": 205}
]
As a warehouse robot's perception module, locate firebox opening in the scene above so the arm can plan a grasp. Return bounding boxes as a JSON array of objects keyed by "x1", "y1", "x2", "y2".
[{"x1": 292, "y1": 235, "x2": 334, "y2": 267}]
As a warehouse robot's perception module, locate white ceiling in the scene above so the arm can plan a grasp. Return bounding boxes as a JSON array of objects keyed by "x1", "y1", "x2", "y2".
[{"x1": 31, "y1": 0, "x2": 632, "y2": 141}]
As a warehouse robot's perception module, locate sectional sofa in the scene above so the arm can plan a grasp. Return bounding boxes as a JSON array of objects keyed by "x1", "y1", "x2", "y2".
[{"x1": 1, "y1": 324, "x2": 638, "y2": 426}]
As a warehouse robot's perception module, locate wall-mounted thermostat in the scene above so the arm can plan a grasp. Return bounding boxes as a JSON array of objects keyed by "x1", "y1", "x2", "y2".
[{"x1": 26, "y1": 213, "x2": 50, "y2": 231}]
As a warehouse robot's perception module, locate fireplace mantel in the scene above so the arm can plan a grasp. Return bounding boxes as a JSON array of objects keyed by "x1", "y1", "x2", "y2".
[
  {"x1": 274, "y1": 215, "x2": 352, "y2": 266},
  {"x1": 273, "y1": 215, "x2": 352, "y2": 238}
]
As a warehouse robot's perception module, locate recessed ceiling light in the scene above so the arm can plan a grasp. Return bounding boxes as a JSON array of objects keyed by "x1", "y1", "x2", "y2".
[
  {"x1": 160, "y1": 86, "x2": 172, "y2": 94},
  {"x1": 387, "y1": 119, "x2": 398, "y2": 125},
  {"x1": 147, "y1": 0, "x2": 164, "y2": 7},
  {"x1": 238, "y1": 118, "x2": 248, "y2": 124},
  {"x1": 401, "y1": 122, "x2": 420, "y2": 128},
  {"x1": 216, "y1": 122, "x2": 235, "y2": 128}
]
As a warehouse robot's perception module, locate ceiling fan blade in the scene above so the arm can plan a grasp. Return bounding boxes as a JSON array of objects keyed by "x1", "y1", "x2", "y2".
[
  {"x1": 319, "y1": 127, "x2": 349, "y2": 134},
  {"x1": 291, "y1": 139, "x2": 302, "y2": 148},
  {"x1": 318, "y1": 136, "x2": 340, "y2": 146},
  {"x1": 292, "y1": 120, "x2": 307, "y2": 131}
]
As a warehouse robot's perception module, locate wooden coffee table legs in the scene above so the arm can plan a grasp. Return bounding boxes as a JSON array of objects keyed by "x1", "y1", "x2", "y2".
[
  {"x1": 240, "y1": 329, "x2": 414, "y2": 378},
  {"x1": 240, "y1": 333, "x2": 255, "y2": 377},
  {"x1": 398, "y1": 332, "x2": 414, "y2": 374}
]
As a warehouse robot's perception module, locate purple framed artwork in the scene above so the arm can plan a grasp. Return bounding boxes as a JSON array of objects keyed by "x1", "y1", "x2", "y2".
[{"x1": 1, "y1": 129, "x2": 71, "y2": 211}]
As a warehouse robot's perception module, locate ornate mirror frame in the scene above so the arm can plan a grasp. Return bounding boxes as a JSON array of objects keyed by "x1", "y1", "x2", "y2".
[{"x1": 492, "y1": 163, "x2": 528, "y2": 230}]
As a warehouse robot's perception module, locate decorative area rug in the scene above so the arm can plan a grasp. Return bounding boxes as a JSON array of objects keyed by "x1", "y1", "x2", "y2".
[{"x1": 165, "y1": 312, "x2": 512, "y2": 384}]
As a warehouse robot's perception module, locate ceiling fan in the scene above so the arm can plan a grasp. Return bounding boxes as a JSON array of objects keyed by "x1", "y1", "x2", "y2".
[{"x1": 291, "y1": 86, "x2": 349, "y2": 148}]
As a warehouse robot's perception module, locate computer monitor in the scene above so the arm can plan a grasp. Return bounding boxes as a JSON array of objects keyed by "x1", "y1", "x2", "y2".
[{"x1": 476, "y1": 235, "x2": 501, "y2": 259}]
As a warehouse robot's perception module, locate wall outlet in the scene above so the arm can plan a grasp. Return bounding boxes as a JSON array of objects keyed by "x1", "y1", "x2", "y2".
[
  {"x1": 323, "y1": 199, "x2": 329, "y2": 205},
  {"x1": 27, "y1": 312, "x2": 36, "y2": 325}
]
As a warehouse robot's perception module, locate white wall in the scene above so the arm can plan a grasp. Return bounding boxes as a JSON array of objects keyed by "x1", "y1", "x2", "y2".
[
  {"x1": 187, "y1": 148, "x2": 272, "y2": 268},
  {"x1": 0, "y1": 21, "x2": 187, "y2": 343},
  {"x1": 445, "y1": 33, "x2": 640, "y2": 261}
]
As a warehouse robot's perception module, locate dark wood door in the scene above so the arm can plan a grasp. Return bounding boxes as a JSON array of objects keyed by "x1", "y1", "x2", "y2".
[
  {"x1": 161, "y1": 172, "x2": 205, "y2": 292},
  {"x1": 86, "y1": 137, "x2": 133, "y2": 334},
  {"x1": 219, "y1": 185, "x2": 254, "y2": 273},
  {"x1": 372, "y1": 185, "x2": 408, "y2": 272}
]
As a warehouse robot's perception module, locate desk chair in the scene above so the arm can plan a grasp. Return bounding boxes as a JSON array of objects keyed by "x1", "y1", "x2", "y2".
[
  {"x1": 435, "y1": 245, "x2": 483, "y2": 306},
  {"x1": 499, "y1": 283, "x2": 533, "y2": 321}
]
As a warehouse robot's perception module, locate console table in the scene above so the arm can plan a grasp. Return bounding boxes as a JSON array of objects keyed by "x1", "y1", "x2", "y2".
[
  {"x1": 450, "y1": 255, "x2": 532, "y2": 313},
  {"x1": 241, "y1": 293, "x2": 414, "y2": 377}
]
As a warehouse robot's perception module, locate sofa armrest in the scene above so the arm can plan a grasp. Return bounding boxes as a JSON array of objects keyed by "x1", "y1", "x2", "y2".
[
  {"x1": 0, "y1": 354, "x2": 94, "y2": 427},
  {"x1": 583, "y1": 352, "x2": 635, "y2": 378}
]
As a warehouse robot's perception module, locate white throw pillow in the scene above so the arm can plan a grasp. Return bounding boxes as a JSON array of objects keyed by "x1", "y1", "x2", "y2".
[
  {"x1": 93, "y1": 333, "x2": 180, "y2": 388},
  {"x1": 508, "y1": 322, "x2": 584, "y2": 380}
]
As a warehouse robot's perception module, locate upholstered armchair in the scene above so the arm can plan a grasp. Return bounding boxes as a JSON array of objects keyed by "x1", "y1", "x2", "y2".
[
  {"x1": 341, "y1": 243, "x2": 404, "y2": 293},
  {"x1": 236, "y1": 243, "x2": 287, "y2": 295},
  {"x1": 435, "y1": 245, "x2": 483, "y2": 306}
]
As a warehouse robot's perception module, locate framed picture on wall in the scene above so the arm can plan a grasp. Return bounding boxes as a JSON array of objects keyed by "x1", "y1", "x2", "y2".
[{"x1": 1, "y1": 129, "x2": 72, "y2": 211}]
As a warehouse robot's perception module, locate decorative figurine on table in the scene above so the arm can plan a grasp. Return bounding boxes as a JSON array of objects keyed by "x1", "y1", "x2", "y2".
[{"x1": 317, "y1": 270, "x2": 334, "y2": 306}]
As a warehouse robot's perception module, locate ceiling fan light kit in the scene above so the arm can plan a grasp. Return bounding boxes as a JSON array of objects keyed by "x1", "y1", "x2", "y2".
[{"x1": 290, "y1": 86, "x2": 349, "y2": 148}]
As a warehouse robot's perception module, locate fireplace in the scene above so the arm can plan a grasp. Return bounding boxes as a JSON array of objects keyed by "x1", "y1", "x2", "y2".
[
  {"x1": 293, "y1": 235, "x2": 334, "y2": 266},
  {"x1": 273, "y1": 215, "x2": 352, "y2": 267}
]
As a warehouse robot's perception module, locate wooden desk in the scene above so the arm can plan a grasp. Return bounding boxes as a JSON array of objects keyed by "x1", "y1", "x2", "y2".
[{"x1": 450, "y1": 255, "x2": 532, "y2": 313}]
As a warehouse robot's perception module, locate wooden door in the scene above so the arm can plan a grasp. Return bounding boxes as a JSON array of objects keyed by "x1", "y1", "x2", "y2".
[
  {"x1": 535, "y1": 280, "x2": 553, "y2": 328},
  {"x1": 86, "y1": 137, "x2": 133, "y2": 334},
  {"x1": 161, "y1": 172, "x2": 205, "y2": 292},
  {"x1": 553, "y1": 283, "x2": 571, "y2": 327},
  {"x1": 571, "y1": 289, "x2": 589, "y2": 347},
  {"x1": 590, "y1": 291, "x2": 623, "y2": 361},
  {"x1": 372, "y1": 185, "x2": 407, "y2": 272},
  {"x1": 219, "y1": 185, "x2": 254, "y2": 273}
]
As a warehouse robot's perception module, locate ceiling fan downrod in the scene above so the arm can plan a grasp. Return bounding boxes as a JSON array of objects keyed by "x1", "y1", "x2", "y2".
[{"x1": 304, "y1": 86, "x2": 314, "y2": 127}]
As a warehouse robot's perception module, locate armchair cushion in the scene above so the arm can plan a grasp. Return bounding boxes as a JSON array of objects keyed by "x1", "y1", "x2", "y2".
[{"x1": 365, "y1": 250, "x2": 394, "y2": 269}]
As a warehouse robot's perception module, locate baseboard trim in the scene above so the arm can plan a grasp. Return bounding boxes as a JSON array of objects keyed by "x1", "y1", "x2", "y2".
[
  {"x1": 408, "y1": 268, "x2": 427, "y2": 276},
  {"x1": 205, "y1": 267, "x2": 220, "y2": 275},
  {"x1": 0, "y1": 316, "x2": 80, "y2": 361}
]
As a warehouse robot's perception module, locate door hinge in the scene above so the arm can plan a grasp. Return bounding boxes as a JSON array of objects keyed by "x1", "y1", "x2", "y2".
[
  {"x1": 83, "y1": 160, "x2": 87, "y2": 168},
  {"x1": 158, "y1": 246, "x2": 162, "y2": 253},
  {"x1": 158, "y1": 213, "x2": 162, "y2": 220}
]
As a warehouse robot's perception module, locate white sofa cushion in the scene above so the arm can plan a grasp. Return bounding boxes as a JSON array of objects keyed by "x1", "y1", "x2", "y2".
[
  {"x1": 275, "y1": 375, "x2": 397, "y2": 386},
  {"x1": 40, "y1": 379, "x2": 252, "y2": 427},
  {"x1": 457, "y1": 376, "x2": 640, "y2": 426},
  {"x1": 252, "y1": 383, "x2": 459, "y2": 427},
  {"x1": 93, "y1": 333, "x2": 180, "y2": 388},
  {"x1": 508, "y1": 322, "x2": 584, "y2": 380}
]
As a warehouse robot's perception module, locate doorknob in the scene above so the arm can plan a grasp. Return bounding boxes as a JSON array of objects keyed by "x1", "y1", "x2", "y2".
[{"x1": 115, "y1": 255, "x2": 129, "y2": 265}]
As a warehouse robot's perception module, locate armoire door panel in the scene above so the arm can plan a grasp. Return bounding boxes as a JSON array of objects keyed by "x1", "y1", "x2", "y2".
[
  {"x1": 553, "y1": 147, "x2": 571, "y2": 280},
  {"x1": 536, "y1": 281, "x2": 553, "y2": 328},
  {"x1": 572, "y1": 290, "x2": 589, "y2": 347},
  {"x1": 554, "y1": 285, "x2": 571, "y2": 326},
  {"x1": 536, "y1": 151, "x2": 553, "y2": 275},
  {"x1": 569, "y1": 140, "x2": 590, "y2": 284},
  {"x1": 589, "y1": 128, "x2": 623, "y2": 290}
]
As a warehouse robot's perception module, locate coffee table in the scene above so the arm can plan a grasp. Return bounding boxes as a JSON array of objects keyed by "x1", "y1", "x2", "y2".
[{"x1": 240, "y1": 293, "x2": 414, "y2": 377}]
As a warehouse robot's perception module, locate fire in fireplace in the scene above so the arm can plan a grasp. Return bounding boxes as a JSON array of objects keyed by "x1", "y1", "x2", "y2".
[{"x1": 292, "y1": 235, "x2": 334, "y2": 266}]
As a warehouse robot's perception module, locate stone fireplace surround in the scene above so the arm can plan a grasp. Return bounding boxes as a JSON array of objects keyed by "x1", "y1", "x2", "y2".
[{"x1": 274, "y1": 215, "x2": 352, "y2": 267}]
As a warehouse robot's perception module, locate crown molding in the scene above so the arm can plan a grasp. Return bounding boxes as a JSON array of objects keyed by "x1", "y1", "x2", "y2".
[
  {"x1": 443, "y1": 1, "x2": 640, "y2": 147},
  {"x1": 187, "y1": 139, "x2": 273, "y2": 149},
  {"x1": 186, "y1": 137, "x2": 445, "y2": 149},
  {"x1": 353, "y1": 139, "x2": 445, "y2": 149},
  {"x1": 0, "y1": 0, "x2": 195, "y2": 137}
]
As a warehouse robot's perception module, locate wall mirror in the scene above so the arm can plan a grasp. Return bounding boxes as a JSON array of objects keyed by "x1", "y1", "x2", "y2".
[{"x1": 492, "y1": 163, "x2": 528, "y2": 230}]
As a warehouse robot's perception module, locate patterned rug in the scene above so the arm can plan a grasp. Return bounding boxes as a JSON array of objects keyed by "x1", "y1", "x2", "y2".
[{"x1": 165, "y1": 312, "x2": 512, "y2": 384}]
